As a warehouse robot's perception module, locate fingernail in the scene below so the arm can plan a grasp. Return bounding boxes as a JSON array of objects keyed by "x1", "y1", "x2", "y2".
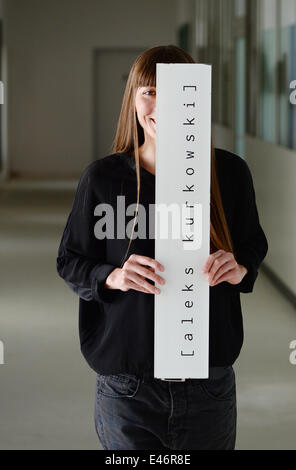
[{"x1": 155, "y1": 288, "x2": 161, "y2": 294}]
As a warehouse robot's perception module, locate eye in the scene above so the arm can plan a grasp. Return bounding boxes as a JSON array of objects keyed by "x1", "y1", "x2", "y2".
[{"x1": 143, "y1": 89, "x2": 156, "y2": 96}]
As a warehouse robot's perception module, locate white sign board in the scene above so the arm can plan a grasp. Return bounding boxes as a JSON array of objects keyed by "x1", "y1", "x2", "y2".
[{"x1": 154, "y1": 63, "x2": 212, "y2": 379}]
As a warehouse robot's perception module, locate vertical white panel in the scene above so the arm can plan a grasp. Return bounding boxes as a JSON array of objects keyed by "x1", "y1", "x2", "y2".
[
  {"x1": 196, "y1": 0, "x2": 205, "y2": 47},
  {"x1": 262, "y1": 0, "x2": 277, "y2": 29},
  {"x1": 154, "y1": 64, "x2": 212, "y2": 379},
  {"x1": 280, "y1": 0, "x2": 296, "y2": 26},
  {"x1": 235, "y1": 0, "x2": 246, "y2": 17}
]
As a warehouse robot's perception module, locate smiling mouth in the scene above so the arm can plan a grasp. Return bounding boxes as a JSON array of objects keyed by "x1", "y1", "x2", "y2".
[{"x1": 150, "y1": 118, "x2": 156, "y2": 124}]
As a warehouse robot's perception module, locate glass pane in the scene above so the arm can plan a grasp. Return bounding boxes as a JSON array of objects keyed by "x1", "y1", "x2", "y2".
[
  {"x1": 246, "y1": 0, "x2": 260, "y2": 137},
  {"x1": 279, "y1": 0, "x2": 296, "y2": 149},
  {"x1": 235, "y1": 37, "x2": 246, "y2": 157},
  {"x1": 260, "y1": 0, "x2": 277, "y2": 143}
]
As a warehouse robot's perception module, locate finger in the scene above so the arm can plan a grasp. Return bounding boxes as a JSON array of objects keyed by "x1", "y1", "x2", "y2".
[
  {"x1": 131, "y1": 264, "x2": 165, "y2": 285},
  {"x1": 127, "y1": 272, "x2": 160, "y2": 294},
  {"x1": 126, "y1": 279, "x2": 157, "y2": 294},
  {"x1": 212, "y1": 261, "x2": 235, "y2": 284},
  {"x1": 211, "y1": 271, "x2": 232, "y2": 286},
  {"x1": 211, "y1": 256, "x2": 237, "y2": 283},
  {"x1": 202, "y1": 250, "x2": 224, "y2": 274},
  {"x1": 147, "y1": 266, "x2": 155, "y2": 273},
  {"x1": 207, "y1": 253, "x2": 228, "y2": 280},
  {"x1": 131, "y1": 254, "x2": 165, "y2": 272}
]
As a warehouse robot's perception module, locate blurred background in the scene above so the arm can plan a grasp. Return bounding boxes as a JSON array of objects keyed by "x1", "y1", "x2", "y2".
[{"x1": 0, "y1": 0, "x2": 295, "y2": 450}]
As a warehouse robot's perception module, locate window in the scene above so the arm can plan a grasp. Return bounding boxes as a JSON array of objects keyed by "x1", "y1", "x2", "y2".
[
  {"x1": 195, "y1": 0, "x2": 234, "y2": 128},
  {"x1": 195, "y1": 0, "x2": 296, "y2": 150}
]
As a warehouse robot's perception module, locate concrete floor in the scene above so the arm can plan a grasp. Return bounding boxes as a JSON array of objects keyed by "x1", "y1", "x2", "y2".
[{"x1": 0, "y1": 180, "x2": 295, "y2": 450}]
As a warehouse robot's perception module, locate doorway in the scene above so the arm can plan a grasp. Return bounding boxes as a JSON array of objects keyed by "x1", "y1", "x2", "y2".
[{"x1": 93, "y1": 48, "x2": 145, "y2": 160}]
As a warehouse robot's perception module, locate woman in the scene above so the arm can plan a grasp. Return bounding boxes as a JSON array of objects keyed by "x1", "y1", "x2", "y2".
[{"x1": 56, "y1": 45, "x2": 268, "y2": 450}]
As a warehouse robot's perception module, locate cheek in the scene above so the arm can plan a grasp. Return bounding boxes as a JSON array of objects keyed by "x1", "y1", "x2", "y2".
[
  {"x1": 137, "y1": 97, "x2": 151, "y2": 116},
  {"x1": 135, "y1": 99, "x2": 143, "y2": 116}
]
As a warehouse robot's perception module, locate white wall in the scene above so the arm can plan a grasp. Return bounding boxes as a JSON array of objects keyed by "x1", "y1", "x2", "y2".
[
  {"x1": 5, "y1": 0, "x2": 177, "y2": 177},
  {"x1": 213, "y1": 127, "x2": 296, "y2": 297},
  {"x1": 0, "y1": 0, "x2": 8, "y2": 181},
  {"x1": 245, "y1": 136, "x2": 296, "y2": 296}
]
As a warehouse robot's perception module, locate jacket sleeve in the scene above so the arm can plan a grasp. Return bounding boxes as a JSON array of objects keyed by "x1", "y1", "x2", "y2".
[
  {"x1": 231, "y1": 159, "x2": 268, "y2": 293},
  {"x1": 56, "y1": 162, "x2": 118, "y2": 303}
]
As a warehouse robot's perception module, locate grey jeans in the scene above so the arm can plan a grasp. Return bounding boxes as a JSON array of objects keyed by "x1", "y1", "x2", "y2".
[{"x1": 94, "y1": 366, "x2": 237, "y2": 450}]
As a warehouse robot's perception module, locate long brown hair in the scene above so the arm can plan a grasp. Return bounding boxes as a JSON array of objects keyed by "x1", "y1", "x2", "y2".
[{"x1": 112, "y1": 45, "x2": 235, "y2": 267}]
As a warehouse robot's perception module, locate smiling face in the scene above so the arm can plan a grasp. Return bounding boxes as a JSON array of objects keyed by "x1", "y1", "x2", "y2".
[{"x1": 134, "y1": 86, "x2": 156, "y2": 141}]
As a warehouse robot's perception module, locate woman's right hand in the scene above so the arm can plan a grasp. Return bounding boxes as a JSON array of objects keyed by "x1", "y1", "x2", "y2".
[{"x1": 104, "y1": 254, "x2": 166, "y2": 294}]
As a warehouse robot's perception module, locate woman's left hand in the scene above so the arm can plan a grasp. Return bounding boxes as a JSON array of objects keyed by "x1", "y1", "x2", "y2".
[{"x1": 201, "y1": 249, "x2": 248, "y2": 287}]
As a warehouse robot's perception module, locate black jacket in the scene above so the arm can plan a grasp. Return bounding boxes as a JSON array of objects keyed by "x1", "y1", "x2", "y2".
[{"x1": 56, "y1": 148, "x2": 268, "y2": 380}]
